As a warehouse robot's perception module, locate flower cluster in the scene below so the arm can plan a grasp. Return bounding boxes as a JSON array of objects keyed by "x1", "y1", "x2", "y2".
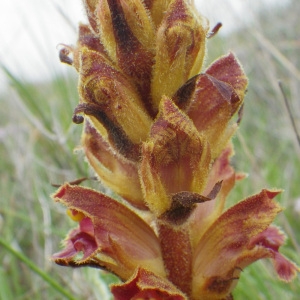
[{"x1": 53, "y1": 0, "x2": 299, "y2": 299}]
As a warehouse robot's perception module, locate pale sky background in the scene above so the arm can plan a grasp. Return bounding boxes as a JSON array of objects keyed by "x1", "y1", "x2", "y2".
[{"x1": 0, "y1": 0, "x2": 290, "y2": 90}]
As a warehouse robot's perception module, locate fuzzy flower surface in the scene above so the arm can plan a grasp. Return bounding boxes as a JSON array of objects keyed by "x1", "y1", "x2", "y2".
[{"x1": 53, "y1": 0, "x2": 299, "y2": 299}]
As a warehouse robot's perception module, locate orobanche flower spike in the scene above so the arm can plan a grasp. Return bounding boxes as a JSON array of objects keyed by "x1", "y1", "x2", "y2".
[{"x1": 53, "y1": 0, "x2": 299, "y2": 299}]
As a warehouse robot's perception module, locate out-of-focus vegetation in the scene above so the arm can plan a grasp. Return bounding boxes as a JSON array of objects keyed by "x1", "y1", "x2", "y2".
[{"x1": 0, "y1": 1, "x2": 299, "y2": 299}]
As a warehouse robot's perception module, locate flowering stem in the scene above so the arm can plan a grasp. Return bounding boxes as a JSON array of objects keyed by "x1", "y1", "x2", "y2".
[
  {"x1": 0, "y1": 238, "x2": 76, "y2": 300},
  {"x1": 278, "y1": 81, "x2": 300, "y2": 148}
]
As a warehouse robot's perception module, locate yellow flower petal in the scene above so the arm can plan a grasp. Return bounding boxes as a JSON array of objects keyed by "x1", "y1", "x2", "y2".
[
  {"x1": 76, "y1": 47, "x2": 152, "y2": 158},
  {"x1": 83, "y1": 119, "x2": 146, "y2": 209},
  {"x1": 151, "y1": 0, "x2": 208, "y2": 111},
  {"x1": 147, "y1": 0, "x2": 173, "y2": 28},
  {"x1": 140, "y1": 97, "x2": 211, "y2": 216},
  {"x1": 97, "y1": 0, "x2": 155, "y2": 112},
  {"x1": 118, "y1": 0, "x2": 155, "y2": 50}
]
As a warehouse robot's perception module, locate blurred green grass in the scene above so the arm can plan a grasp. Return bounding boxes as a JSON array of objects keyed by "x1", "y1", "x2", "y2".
[{"x1": 1, "y1": 1, "x2": 299, "y2": 299}]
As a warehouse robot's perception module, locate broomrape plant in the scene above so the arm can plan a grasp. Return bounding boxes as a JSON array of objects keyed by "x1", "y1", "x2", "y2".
[{"x1": 52, "y1": 0, "x2": 299, "y2": 299}]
